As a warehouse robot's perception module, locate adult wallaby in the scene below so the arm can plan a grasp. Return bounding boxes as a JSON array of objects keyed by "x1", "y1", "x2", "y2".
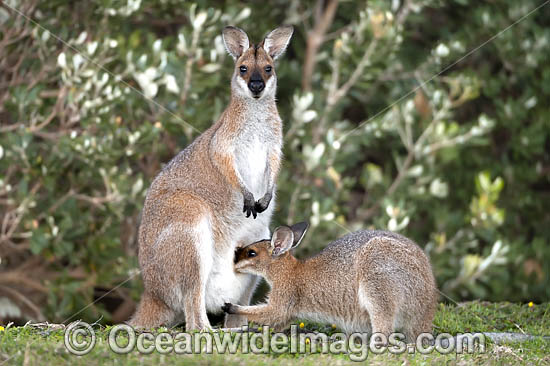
[
  {"x1": 223, "y1": 223, "x2": 438, "y2": 342},
  {"x1": 130, "y1": 25, "x2": 294, "y2": 330}
]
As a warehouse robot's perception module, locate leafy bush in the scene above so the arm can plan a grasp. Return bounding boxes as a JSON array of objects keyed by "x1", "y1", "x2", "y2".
[{"x1": 0, "y1": 0, "x2": 548, "y2": 323}]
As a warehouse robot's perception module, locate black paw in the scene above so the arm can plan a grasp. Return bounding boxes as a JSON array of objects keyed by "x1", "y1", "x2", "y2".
[
  {"x1": 243, "y1": 192, "x2": 257, "y2": 219},
  {"x1": 254, "y1": 192, "x2": 272, "y2": 213},
  {"x1": 222, "y1": 302, "x2": 235, "y2": 314}
]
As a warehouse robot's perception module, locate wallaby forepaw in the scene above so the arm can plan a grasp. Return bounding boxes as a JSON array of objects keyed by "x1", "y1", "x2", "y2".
[
  {"x1": 254, "y1": 201, "x2": 267, "y2": 213},
  {"x1": 243, "y1": 193, "x2": 257, "y2": 219},
  {"x1": 254, "y1": 192, "x2": 272, "y2": 213},
  {"x1": 222, "y1": 302, "x2": 236, "y2": 314}
]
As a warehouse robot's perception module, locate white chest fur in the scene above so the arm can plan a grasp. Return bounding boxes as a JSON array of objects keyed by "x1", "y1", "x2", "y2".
[
  {"x1": 234, "y1": 108, "x2": 276, "y2": 199},
  {"x1": 235, "y1": 135, "x2": 268, "y2": 198}
]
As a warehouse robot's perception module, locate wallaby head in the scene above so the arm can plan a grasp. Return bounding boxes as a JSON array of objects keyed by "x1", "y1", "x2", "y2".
[
  {"x1": 234, "y1": 222, "x2": 308, "y2": 275},
  {"x1": 222, "y1": 25, "x2": 293, "y2": 100}
]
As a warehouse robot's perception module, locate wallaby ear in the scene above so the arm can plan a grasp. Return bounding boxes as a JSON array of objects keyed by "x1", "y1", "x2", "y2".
[
  {"x1": 270, "y1": 226, "x2": 294, "y2": 256},
  {"x1": 222, "y1": 26, "x2": 250, "y2": 60},
  {"x1": 262, "y1": 25, "x2": 294, "y2": 60},
  {"x1": 290, "y1": 221, "x2": 309, "y2": 248}
]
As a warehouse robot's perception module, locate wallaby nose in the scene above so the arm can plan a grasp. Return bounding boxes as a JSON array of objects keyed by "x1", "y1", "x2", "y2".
[{"x1": 248, "y1": 73, "x2": 265, "y2": 95}]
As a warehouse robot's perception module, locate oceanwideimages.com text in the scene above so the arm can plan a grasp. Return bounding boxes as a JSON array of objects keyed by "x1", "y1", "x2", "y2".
[{"x1": 64, "y1": 321, "x2": 486, "y2": 361}]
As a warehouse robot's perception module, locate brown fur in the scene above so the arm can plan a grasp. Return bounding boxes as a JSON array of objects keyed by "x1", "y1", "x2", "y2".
[
  {"x1": 226, "y1": 224, "x2": 438, "y2": 342},
  {"x1": 130, "y1": 26, "x2": 293, "y2": 330}
]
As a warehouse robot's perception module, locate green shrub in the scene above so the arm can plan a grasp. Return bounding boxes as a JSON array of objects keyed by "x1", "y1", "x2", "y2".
[{"x1": 0, "y1": 0, "x2": 548, "y2": 323}]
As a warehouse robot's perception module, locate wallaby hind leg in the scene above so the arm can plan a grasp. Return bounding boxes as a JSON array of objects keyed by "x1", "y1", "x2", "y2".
[
  {"x1": 142, "y1": 217, "x2": 213, "y2": 331},
  {"x1": 357, "y1": 280, "x2": 396, "y2": 344},
  {"x1": 129, "y1": 291, "x2": 176, "y2": 328},
  {"x1": 175, "y1": 220, "x2": 213, "y2": 332},
  {"x1": 403, "y1": 309, "x2": 435, "y2": 343},
  {"x1": 181, "y1": 240, "x2": 211, "y2": 331},
  {"x1": 183, "y1": 288, "x2": 211, "y2": 331},
  {"x1": 403, "y1": 324, "x2": 426, "y2": 344}
]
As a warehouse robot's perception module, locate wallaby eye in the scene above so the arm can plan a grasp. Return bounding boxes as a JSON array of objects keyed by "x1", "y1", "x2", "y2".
[
  {"x1": 247, "y1": 249, "x2": 257, "y2": 258},
  {"x1": 264, "y1": 65, "x2": 272, "y2": 73},
  {"x1": 239, "y1": 65, "x2": 248, "y2": 74}
]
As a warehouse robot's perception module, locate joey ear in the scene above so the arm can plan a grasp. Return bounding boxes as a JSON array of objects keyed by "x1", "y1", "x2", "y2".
[
  {"x1": 262, "y1": 25, "x2": 293, "y2": 60},
  {"x1": 270, "y1": 226, "x2": 294, "y2": 256},
  {"x1": 290, "y1": 221, "x2": 309, "y2": 248},
  {"x1": 222, "y1": 26, "x2": 250, "y2": 60}
]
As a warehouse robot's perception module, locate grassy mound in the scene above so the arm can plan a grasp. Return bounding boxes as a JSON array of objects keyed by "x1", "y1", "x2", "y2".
[{"x1": 1, "y1": 302, "x2": 548, "y2": 365}]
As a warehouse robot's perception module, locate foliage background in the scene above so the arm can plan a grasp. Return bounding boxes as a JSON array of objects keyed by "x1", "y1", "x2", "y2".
[{"x1": 0, "y1": 0, "x2": 549, "y2": 324}]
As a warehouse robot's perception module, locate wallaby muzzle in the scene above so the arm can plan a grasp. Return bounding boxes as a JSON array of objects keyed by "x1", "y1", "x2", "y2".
[{"x1": 248, "y1": 71, "x2": 265, "y2": 96}]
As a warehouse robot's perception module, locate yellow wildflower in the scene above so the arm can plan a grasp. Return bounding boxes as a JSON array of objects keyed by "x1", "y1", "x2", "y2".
[
  {"x1": 528, "y1": 301, "x2": 534, "y2": 308},
  {"x1": 299, "y1": 322, "x2": 305, "y2": 329}
]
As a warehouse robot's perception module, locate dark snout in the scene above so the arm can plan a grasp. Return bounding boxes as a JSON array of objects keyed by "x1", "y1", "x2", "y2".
[{"x1": 248, "y1": 71, "x2": 265, "y2": 97}]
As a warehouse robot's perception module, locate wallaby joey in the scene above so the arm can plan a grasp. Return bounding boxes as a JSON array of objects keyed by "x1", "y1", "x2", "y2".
[
  {"x1": 223, "y1": 223, "x2": 438, "y2": 342},
  {"x1": 130, "y1": 25, "x2": 294, "y2": 330}
]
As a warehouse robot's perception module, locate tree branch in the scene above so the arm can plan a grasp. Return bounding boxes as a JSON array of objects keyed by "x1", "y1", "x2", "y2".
[{"x1": 301, "y1": 0, "x2": 339, "y2": 91}]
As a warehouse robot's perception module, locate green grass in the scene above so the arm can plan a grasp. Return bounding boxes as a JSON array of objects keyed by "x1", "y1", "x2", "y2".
[
  {"x1": 1, "y1": 302, "x2": 549, "y2": 365},
  {"x1": 434, "y1": 301, "x2": 550, "y2": 335}
]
